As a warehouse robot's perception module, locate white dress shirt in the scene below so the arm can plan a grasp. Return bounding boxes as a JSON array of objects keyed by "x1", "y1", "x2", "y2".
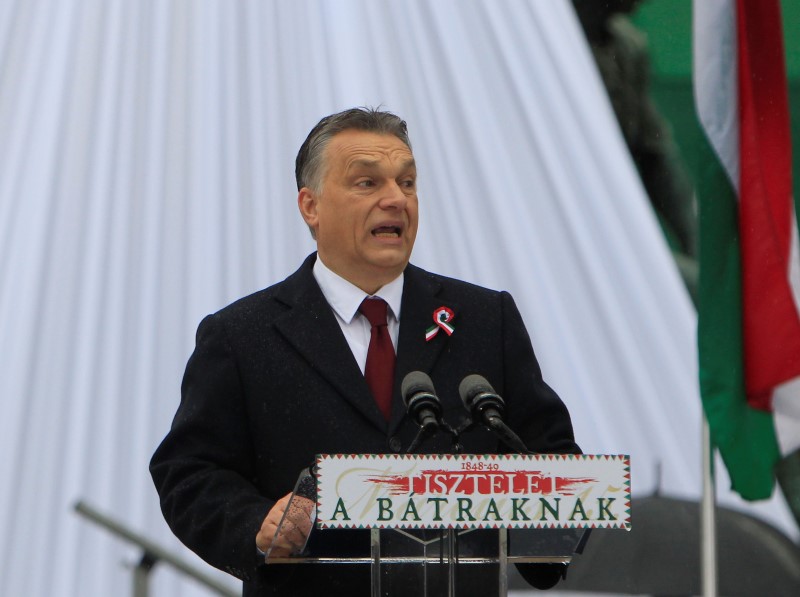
[{"x1": 313, "y1": 257, "x2": 403, "y2": 374}]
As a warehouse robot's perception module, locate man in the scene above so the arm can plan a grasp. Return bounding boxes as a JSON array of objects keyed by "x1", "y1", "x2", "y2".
[{"x1": 151, "y1": 108, "x2": 579, "y2": 595}]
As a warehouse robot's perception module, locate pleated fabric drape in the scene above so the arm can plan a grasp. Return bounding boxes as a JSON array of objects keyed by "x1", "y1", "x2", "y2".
[{"x1": 0, "y1": 1, "x2": 794, "y2": 595}]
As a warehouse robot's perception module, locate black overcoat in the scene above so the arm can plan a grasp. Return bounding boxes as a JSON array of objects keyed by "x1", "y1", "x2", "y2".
[{"x1": 151, "y1": 253, "x2": 579, "y2": 595}]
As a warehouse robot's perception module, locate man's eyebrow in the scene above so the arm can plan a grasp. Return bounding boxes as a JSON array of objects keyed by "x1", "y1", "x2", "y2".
[
  {"x1": 348, "y1": 158, "x2": 417, "y2": 171},
  {"x1": 400, "y1": 158, "x2": 417, "y2": 171},
  {"x1": 348, "y1": 159, "x2": 381, "y2": 170}
]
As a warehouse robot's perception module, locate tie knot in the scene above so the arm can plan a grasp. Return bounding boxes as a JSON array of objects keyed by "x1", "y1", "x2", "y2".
[{"x1": 359, "y1": 297, "x2": 389, "y2": 328}]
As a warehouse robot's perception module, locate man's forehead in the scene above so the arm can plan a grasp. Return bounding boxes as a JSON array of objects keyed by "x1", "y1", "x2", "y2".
[{"x1": 328, "y1": 130, "x2": 414, "y2": 165}]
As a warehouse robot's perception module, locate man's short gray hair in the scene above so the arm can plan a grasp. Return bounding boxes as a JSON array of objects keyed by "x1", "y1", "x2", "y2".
[{"x1": 295, "y1": 107, "x2": 412, "y2": 194}]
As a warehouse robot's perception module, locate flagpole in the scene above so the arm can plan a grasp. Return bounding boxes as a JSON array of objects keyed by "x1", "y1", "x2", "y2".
[{"x1": 701, "y1": 416, "x2": 717, "y2": 596}]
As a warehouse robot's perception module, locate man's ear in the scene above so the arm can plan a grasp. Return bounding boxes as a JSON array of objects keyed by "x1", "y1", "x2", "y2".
[{"x1": 297, "y1": 187, "x2": 319, "y2": 231}]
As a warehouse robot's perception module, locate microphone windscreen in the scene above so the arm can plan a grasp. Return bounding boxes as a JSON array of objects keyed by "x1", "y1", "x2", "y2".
[
  {"x1": 401, "y1": 371, "x2": 436, "y2": 407},
  {"x1": 458, "y1": 374, "x2": 496, "y2": 409}
]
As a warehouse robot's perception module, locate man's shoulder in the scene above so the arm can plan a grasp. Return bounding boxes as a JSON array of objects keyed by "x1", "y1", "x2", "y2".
[
  {"x1": 212, "y1": 254, "x2": 317, "y2": 322},
  {"x1": 406, "y1": 263, "x2": 506, "y2": 300},
  {"x1": 215, "y1": 284, "x2": 282, "y2": 319}
]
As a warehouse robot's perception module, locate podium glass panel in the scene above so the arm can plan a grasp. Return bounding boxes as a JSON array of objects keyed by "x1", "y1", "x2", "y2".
[
  {"x1": 265, "y1": 468, "x2": 589, "y2": 596},
  {"x1": 264, "y1": 468, "x2": 317, "y2": 560},
  {"x1": 371, "y1": 528, "x2": 505, "y2": 597}
]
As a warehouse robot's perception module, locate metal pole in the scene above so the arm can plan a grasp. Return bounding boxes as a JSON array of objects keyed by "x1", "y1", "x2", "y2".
[
  {"x1": 370, "y1": 528, "x2": 381, "y2": 597},
  {"x1": 498, "y1": 528, "x2": 508, "y2": 597},
  {"x1": 132, "y1": 552, "x2": 157, "y2": 597},
  {"x1": 701, "y1": 417, "x2": 718, "y2": 596},
  {"x1": 447, "y1": 529, "x2": 456, "y2": 597},
  {"x1": 74, "y1": 500, "x2": 238, "y2": 597}
]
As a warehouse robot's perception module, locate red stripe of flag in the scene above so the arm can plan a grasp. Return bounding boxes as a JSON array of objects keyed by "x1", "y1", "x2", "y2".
[{"x1": 736, "y1": 0, "x2": 800, "y2": 410}]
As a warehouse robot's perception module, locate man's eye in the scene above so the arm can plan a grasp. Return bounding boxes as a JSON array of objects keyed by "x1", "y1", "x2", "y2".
[
  {"x1": 357, "y1": 180, "x2": 375, "y2": 187},
  {"x1": 401, "y1": 179, "x2": 416, "y2": 188}
]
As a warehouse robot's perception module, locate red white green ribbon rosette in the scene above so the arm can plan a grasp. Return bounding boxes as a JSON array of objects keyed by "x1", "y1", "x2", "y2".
[{"x1": 425, "y1": 306, "x2": 455, "y2": 341}]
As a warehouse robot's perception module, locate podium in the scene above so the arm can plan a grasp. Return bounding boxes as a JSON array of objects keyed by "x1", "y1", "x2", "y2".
[{"x1": 265, "y1": 455, "x2": 627, "y2": 597}]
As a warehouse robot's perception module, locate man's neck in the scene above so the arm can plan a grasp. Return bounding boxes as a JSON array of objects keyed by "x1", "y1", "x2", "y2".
[
  {"x1": 313, "y1": 256, "x2": 404, "y2": 325},
  {"x1": 315, "y1": 254, "x2": 403, "y2": 295}
]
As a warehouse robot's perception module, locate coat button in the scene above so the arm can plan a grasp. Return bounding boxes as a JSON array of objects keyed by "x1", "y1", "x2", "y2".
[{"x1": 388, "y1": 436, "x2": 402, "y2": 453}]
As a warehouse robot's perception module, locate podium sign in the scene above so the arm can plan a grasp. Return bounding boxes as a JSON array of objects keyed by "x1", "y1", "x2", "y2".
[{"x1": 316, "y1": 454, "x2": 630, "y2": 531}]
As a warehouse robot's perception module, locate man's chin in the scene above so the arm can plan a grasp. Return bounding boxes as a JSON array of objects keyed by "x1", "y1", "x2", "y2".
[
  {"x1": 375, "y1": 250, "x2": 412, "y2": 268},
  {"x1": 363, "y1": 253, "x2": 411, "y2": 279},
  {"x1": 365, "y1": 243, "x2": 412, "y2": 263}
]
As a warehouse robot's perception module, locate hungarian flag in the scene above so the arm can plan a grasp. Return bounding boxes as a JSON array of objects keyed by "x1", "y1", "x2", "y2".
[{"x1": 694, "y1": 0, "x2": 800, "y2": 500}]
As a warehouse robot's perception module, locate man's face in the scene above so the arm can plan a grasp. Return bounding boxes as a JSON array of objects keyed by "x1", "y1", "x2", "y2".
[{"x1": 298, "y1": 130, "x2": 419, "y2": 293}]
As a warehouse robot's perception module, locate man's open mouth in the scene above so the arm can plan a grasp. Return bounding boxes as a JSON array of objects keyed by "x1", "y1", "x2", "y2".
[{"x1": 372, "y1": 226, "x2": 401, "y2": 238}]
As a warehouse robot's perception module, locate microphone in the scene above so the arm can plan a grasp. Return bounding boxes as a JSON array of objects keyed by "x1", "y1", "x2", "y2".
[
  {"x1": 459, "y1": 374, "x2": 505, "y2": 424},
  {"x1": 401, "y1": 371, "x2": 441, "y2": 433},
  {"x1": 458, "y1": 374, "x2": 531, "y2": 454}
]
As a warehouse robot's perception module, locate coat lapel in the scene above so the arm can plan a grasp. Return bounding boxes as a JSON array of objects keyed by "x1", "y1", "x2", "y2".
[
  {"x1": 389, "y1": 264, "x2": 459, "y2": 435},
  {"x1": 273, "y1": 255, "x2": 388, "y2": 432}
]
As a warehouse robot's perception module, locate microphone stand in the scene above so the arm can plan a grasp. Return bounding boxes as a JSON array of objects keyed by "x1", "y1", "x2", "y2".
[
  {"x1": 458, "y1": 418, "x2": 533, "y2": 455},
  {"x1": 405, "y1": 419, "x2": 462, "y2": 454},
  {"x1": 405, "y1": 423, "x2": 435, "y2": 454},
  {"x1": 400, "y1": 416, "x2": 463, "y2": 597},
  {"x1": 485, "y1": 416, "x2": 533, "y2": 455},
  {"x1": 402, "y1": 418, "x2": 462, "y2": 597}
]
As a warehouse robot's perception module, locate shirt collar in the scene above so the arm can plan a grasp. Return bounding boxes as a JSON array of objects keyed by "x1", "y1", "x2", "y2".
[{"x1": 313, "y1": 256, "x2": 404, "y2": 324}]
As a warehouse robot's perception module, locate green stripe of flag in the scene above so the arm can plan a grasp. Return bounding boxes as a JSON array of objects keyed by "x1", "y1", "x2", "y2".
[{"x1": 696, "y1": 124, "x2": 781, "y2": 500}]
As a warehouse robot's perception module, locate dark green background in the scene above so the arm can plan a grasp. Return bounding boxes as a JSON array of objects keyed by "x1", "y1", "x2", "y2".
[{"x1": 630, "y1": 0, "x2": 800, "y2": 205}]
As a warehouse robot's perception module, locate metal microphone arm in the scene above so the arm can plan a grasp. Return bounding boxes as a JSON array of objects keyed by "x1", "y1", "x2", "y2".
[{"x1": 459, "y1": 374, "x2": 534, "y2": 455}]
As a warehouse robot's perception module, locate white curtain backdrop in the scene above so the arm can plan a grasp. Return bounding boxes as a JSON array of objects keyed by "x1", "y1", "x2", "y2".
[{"x1": 0, "y1": 1, "x2": 794, "y2": 595}]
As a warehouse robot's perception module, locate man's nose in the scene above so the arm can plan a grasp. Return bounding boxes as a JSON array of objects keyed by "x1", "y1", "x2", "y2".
[{"x1": 380, "y1": 181, "x2": 409, "y2": 209}]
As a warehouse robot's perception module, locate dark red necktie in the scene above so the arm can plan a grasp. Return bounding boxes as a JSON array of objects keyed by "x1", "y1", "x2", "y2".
[{"x1": 359, "y1": 298, "x2": 396, "y2": 421}]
